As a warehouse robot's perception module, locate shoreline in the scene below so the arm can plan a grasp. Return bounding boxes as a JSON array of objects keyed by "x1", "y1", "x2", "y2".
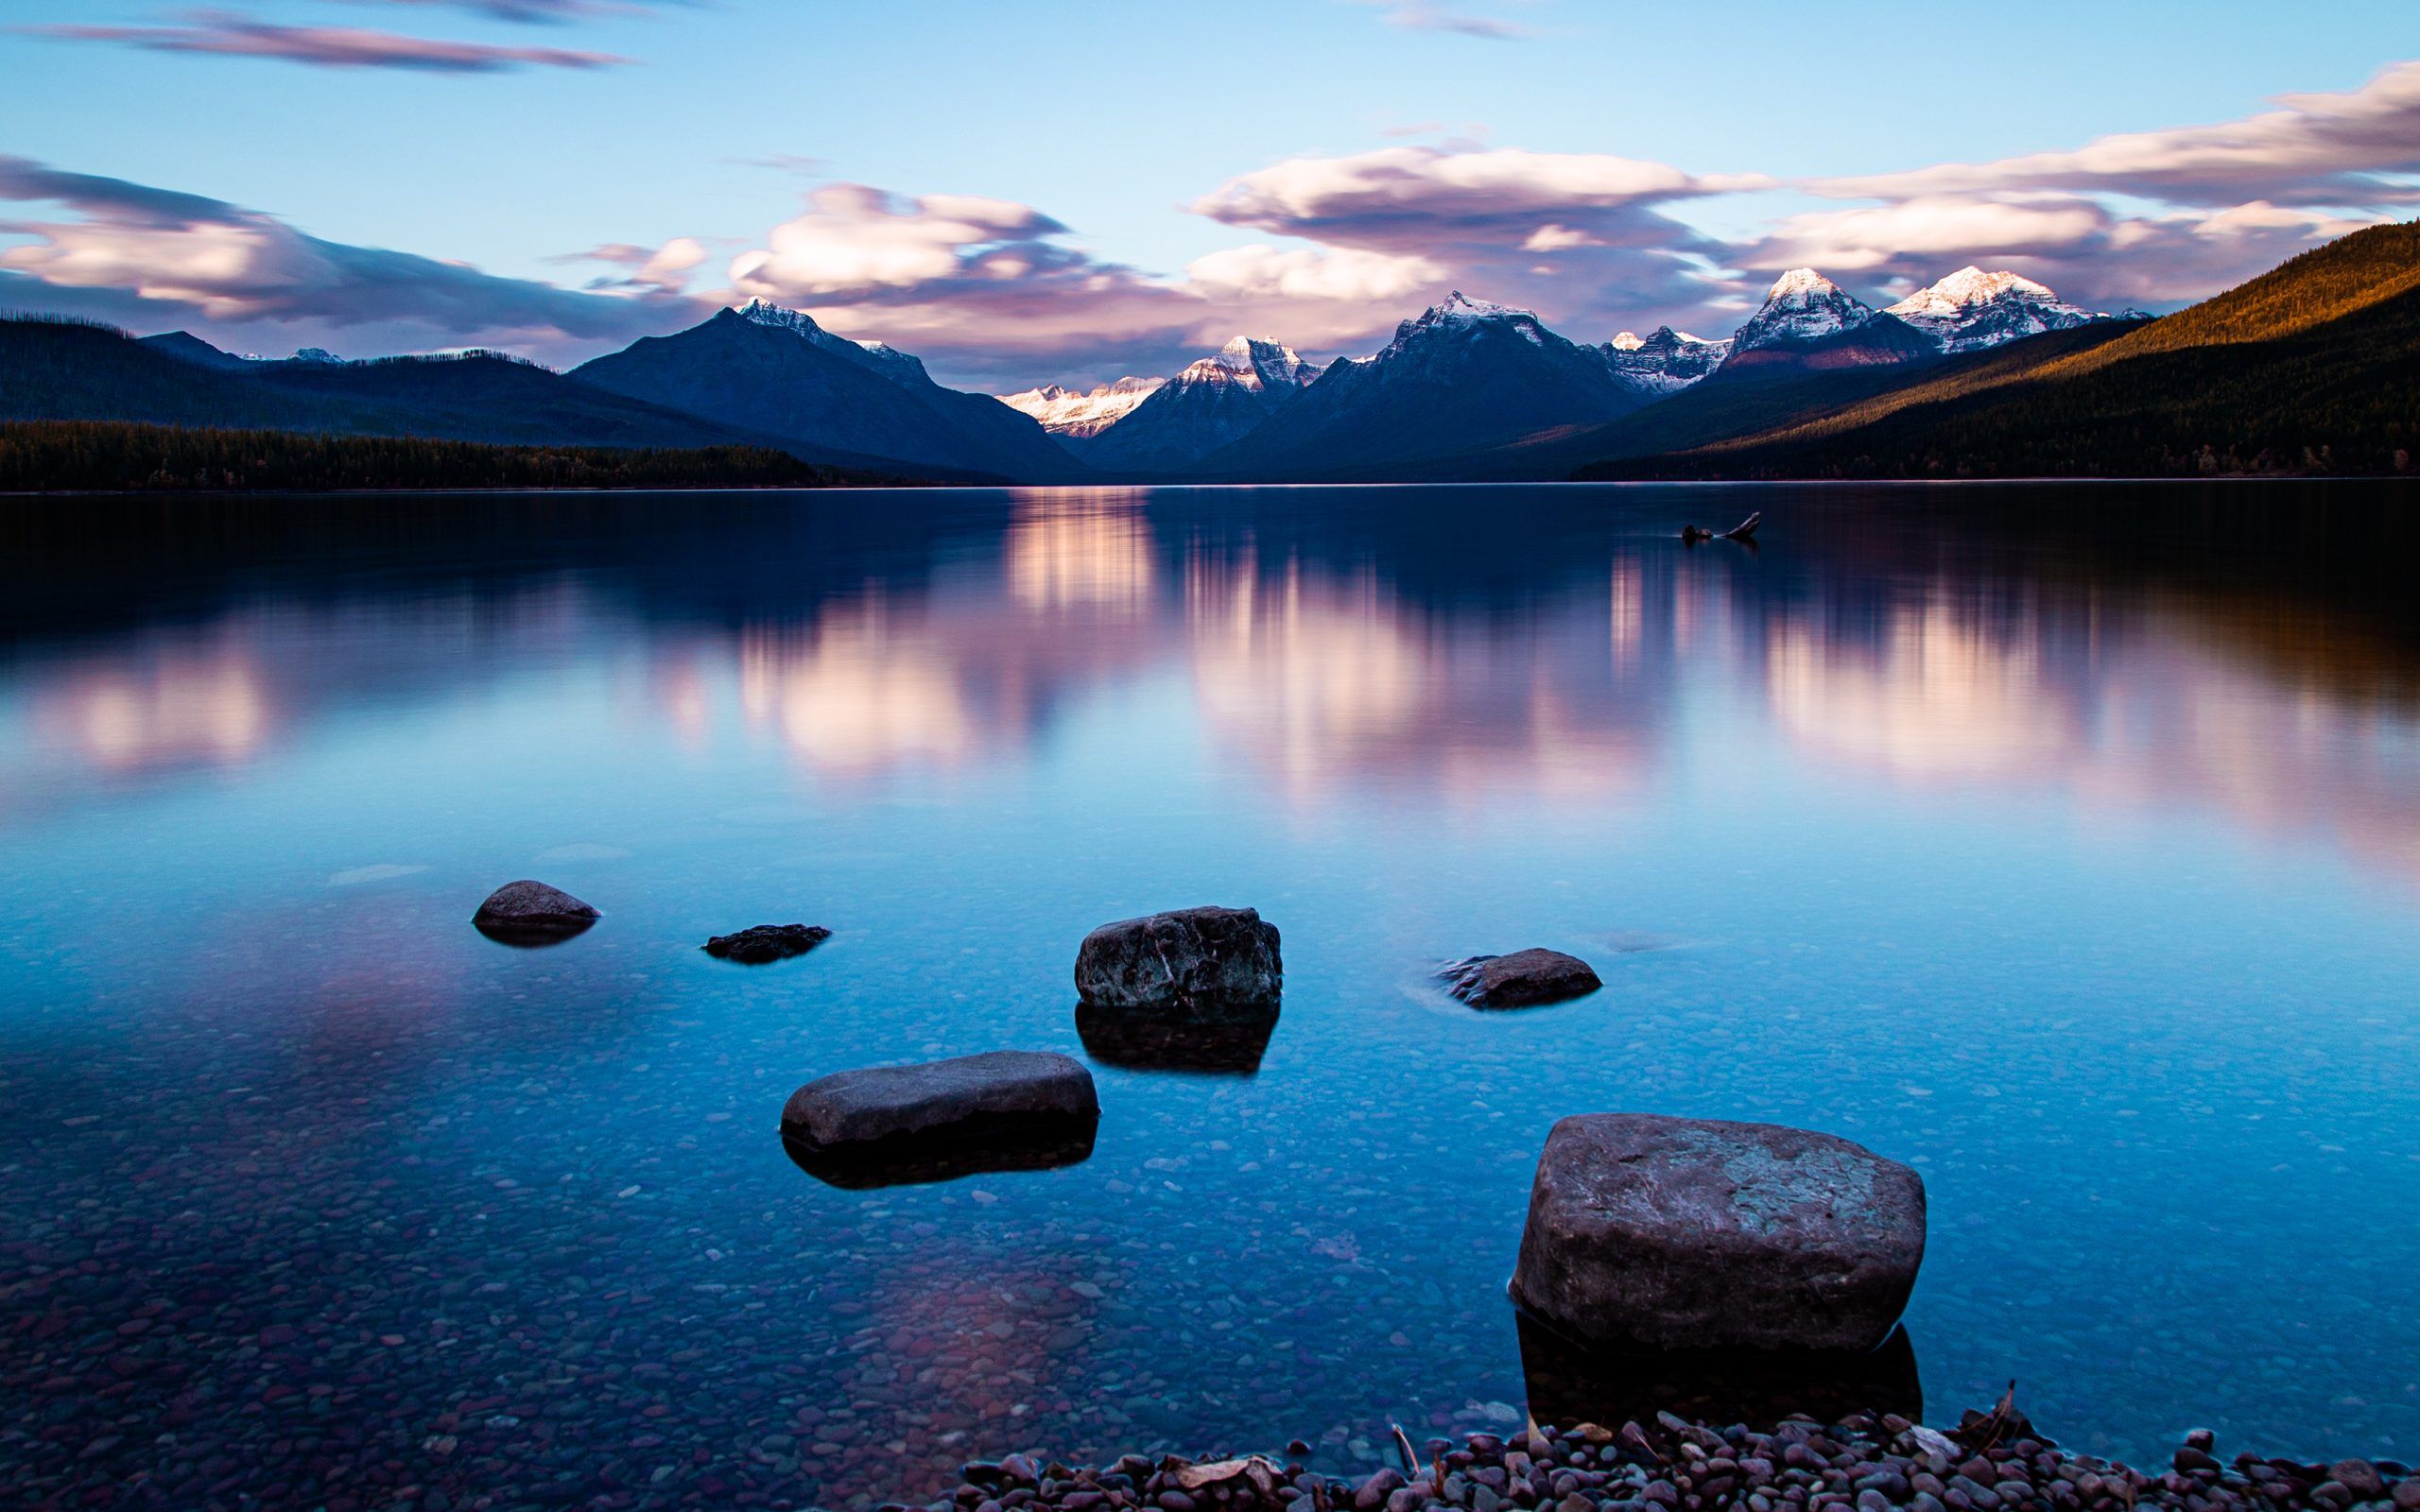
[{"x1": 933, "y1": 1405, "x2": 2418, "y2": 1512}]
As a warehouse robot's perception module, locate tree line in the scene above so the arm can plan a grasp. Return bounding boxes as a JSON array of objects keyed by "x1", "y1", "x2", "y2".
[{"x1": 0, "y1": 421, "x2": 869, "y2": 492}]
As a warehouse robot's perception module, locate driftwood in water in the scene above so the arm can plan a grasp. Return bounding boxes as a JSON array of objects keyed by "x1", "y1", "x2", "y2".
[{"x1": 1680, "y1": 511, "x2": 1761, "y2": 545}]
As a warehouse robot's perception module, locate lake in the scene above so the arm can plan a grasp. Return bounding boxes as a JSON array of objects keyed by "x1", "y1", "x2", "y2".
[{"x1": 3, "y1": 482, "x2": 2416, "y2": 1509}]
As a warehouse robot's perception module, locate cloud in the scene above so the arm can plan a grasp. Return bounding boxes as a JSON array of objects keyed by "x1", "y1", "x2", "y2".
[
  {"x1": 1362, "y1": 3, "x2": 1531, "y2": 40},
  {"x1": 1196, "y1": 146, "x2": 1768, "y2": 244},
  {"x1": 729, "y1": 185, "x2": 1070, "y2": 299},
  {"x1": 1809, "y1": 60, "x2": 2420, "y2": 208},
  {"x1": 558, "y1": 236, "x2": 711, "y2": 294},
  {"x1": 20, "y1": 10, "x2": 631, "y2": 72},
  {"x1": 1739, "y1": 193, "x2": 2381, "y2": 311},
  {"x1": 1190, "y1": 146, "x2": 1768, "y2": 339},
  {"x1": 1183, "y1": 245, "x2": 1444, "y2": 301},
  {"x1": 330, "y1": 0, "x2": 689, "y2": 20},
  {"x1": 0, "y1": 153, "x2": 693, "y2": 353}
]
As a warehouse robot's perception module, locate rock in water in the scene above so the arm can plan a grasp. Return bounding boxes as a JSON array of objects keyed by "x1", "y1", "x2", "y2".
[
  {"x1": 1439, "y1": 949, "x2": 1602, "y2": 1008},
  {"x1": 1074, "y1": 905, "x2": 1281, "y2": 1011},
  {"x1": 1511, "y1": 1114, "x2": 1926, "y2": 1353},
  {"x1": 471, "y1": 880, "x2": 598, "y2": 944},
  {"x1": 781, "y1": 1051, "x2": 1099, "y2": 1154},
  {"x1": 702, "y1": 923, "x2": 831, "y2": 964}
]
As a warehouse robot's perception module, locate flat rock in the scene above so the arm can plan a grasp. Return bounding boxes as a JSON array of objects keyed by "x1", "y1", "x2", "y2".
[
  {"x1": 1511, "y1": 1114, "x2": 1926, "y2": 1353},
  {"x1": 472, "y1": 880, "x2": 598, "y2": 942},
  {"x1": 702, "y1": 923, "x2": 831, "y2": 964},
  {"x1": 1439, "y1": 949, "x2": 1601, "y2": 1008},
  {"x1": 1074, "y1": 905, "x2": 1281, "y2": 1011},
  {"x1": 781, "y1": 1050, "x2": 1099, "y2": 1154}
]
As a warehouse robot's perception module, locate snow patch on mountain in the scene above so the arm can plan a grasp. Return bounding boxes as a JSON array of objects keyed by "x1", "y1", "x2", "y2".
[
  {"x1": 1602, "y1": 325, "x2": 1734, "y2": 396},
  {"x1": 735, "y1": 298, "x2": 938, "y2": 387},
  {"x1": 999, "y1": 376, "x2": 1165, "y2": 438}
]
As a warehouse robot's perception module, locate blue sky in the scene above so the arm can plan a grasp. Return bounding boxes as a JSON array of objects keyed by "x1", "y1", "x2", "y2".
[{"x1": 3, "y1": 1, "x2": 2417, "y2": 387}]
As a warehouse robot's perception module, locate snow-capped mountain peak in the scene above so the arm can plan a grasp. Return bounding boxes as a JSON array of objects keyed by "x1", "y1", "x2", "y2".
[
  {"x1": 735, "y1": 297, "x2": 824, "y2": 336},
  {"x1": 1882, "y1": 266, "x2": 2118, "y2": 353},
  {"x1": 1731, "y1": 268, "x2": 1878, "y2": 353},
  {"x1": 1602, "y1": 324, "x2": 1733, "y2": 396},
  {"x1": 1184, "y1": 335, "x2": 1321, "y2": 391},
  {"x1": 1766, "y1": 267, "x2": 1844, "y2": 301},
  {"x1": 1392, "y1": 291, "x2": 1548, "y2": 350},
  {"x1": 731, "y1": 298, "x2": 938, "y2": 385},
  {"x1": 1886, "y1": 266, "x2": 2058, "y2": 318}
]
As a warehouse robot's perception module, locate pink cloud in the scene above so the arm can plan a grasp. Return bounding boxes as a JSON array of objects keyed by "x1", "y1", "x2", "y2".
[{"x1": 20, "y1": 10, "x2": 632, "y2": 72}]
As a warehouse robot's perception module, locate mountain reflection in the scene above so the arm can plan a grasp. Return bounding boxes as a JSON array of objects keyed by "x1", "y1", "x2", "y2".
[{"x1": 1, "y1": 486, "x2": 2414, "y2": 892}]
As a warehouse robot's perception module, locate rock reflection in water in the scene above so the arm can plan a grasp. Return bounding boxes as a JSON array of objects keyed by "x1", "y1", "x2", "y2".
[
  {"x1": 1516, "y1": 1311, "x2": 1924, "y2": 1430},
  {"x1": 782, "y1": 1123, "x2": 1099, "y2": 1191},
  {"x1": 1073, "y1": 1003, "x2": 1282, "y2": 1074}
]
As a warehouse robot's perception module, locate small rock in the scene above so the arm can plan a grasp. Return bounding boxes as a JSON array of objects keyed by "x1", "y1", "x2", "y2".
[
  {"x1": 1356, "y1": 1469, "x2": 1406, "y2": 1511},
  {"x1": 471, "y1": 880, "x2": 597, "y2": 943},
  {"x1": 2332, "y1": 1461, "x2": 2387, "y2": 1500},
  {"x1": 1437, "y1": 949, "x2": 1602, "y2": 1009},
  {"x1": 702, "y1": 922, "x2": 831, "y2": 964}
]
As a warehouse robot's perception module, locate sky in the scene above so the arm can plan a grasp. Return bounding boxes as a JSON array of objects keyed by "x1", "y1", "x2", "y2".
[{"x1": 2, "y1": 0, "x2": 2417, "y2": 389}]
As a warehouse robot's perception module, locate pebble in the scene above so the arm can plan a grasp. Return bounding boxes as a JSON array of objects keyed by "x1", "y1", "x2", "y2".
[{"x1": 929, "y1": 1411, "x2": 2417, "y2": 1512}]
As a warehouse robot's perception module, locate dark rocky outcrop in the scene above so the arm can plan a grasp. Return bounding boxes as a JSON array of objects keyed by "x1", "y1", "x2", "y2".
[
  {"x1": 780, "y1": 1050, "x2": 1099, "y2": 1157},
  {"x1": 1438, "y1": 948, "x2": 1601, "y2": 1008},
  {"x1": 1074, "y1": 905, "x2": 1281, "y2": 1011},
  {"x1": 471, "y1": 880, "x2": 598, "y2": 945},
  {"x1": 1511, "y1": 1114, "x2": 1926, "y2": 1353},
  {"x1": 701, "y1": 923, "x2": 831, "y2": 964}
]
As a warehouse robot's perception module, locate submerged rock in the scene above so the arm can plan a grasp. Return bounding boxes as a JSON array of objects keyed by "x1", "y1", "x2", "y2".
[
  {"x1": 701, "y1": 922, "x2": 831, "y2": 964},
  {"x1": 1074, "y1": 905, "x2": 1281, "y2": 1011},
  {"x1": 1516, "y1": 1309, "x2": 1923, "y2": 1431},
  {"x1": 1511, "y1": 1113, "x2": 1926, "y2": 1353},
  {"x1": 785, "y1": 1120, "x2": 1096, "y2": 1190},
  {"x1": 471, "y1": 880, "x2": 598, "y2": 944},
  {"x1": 1439, "y1": 948, "x2": 1602, "y2": 1008},
  {"x1": 1074, "y1": 1002, "x2": 1280, "y2": 1074},
  {"x1": 780, "y1": 1050, "x2": 1099, "y2": 1156}
]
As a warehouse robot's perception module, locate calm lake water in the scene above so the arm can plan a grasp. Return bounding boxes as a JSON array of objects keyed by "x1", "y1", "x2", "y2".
[{"x1": 4, "y1": 482, "x2": 2417, "y2": 1509}]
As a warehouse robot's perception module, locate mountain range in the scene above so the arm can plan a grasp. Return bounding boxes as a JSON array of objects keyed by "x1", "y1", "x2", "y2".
[{"x1": 4, "y1": 225, "x2": 2411, "y2": 484}]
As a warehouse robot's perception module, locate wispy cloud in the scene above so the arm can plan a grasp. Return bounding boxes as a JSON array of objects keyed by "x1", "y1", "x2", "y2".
[
  {"x1": 1349, "y1": 1, "x2": 1533, "y2": 40},
  {"x1": 20, "y1": 9, "x2": 632, "y2": 72},
  {"x1": 1807, "y1": 60, "x2": 2420, "y2": 208},
  {"x1": 554, "y1": 237, "x2": 711, "y2": 294},
  {"x1": 329, "y1": 0, "x2": 689, "y2": 20}
]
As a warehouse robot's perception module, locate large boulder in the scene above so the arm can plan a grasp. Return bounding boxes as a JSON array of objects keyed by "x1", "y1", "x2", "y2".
[
  {"x1": 472, "y1": 880, "x2": 598, "y2": 944},
  {"x1": 1074, "y1": 905, "x2": 1281, "y2": 1011},
  {"x1": 781, "y1": 1051, "x2": 1099, "y2": 1155},
  {"x1": 1511, "y1": 1114, "x2": 1926, "y2": 1353},
  {"x1": 1439, "y1": 949, "x2": 1601, "y2": 1008},
  {"x1": 702, "y1": 923, "x2": 830, "y2": 964}
]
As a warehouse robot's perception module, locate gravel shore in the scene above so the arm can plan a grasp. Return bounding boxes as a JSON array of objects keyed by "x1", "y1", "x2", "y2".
[{"x1": 940, "y1": 1400, "x2": 2419, "y2": 1512}]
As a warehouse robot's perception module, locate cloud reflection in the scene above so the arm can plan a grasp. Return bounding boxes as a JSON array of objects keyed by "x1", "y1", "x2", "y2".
[{"x1": 4, "y1": 490, "x2": 2416, "y2": 896}]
